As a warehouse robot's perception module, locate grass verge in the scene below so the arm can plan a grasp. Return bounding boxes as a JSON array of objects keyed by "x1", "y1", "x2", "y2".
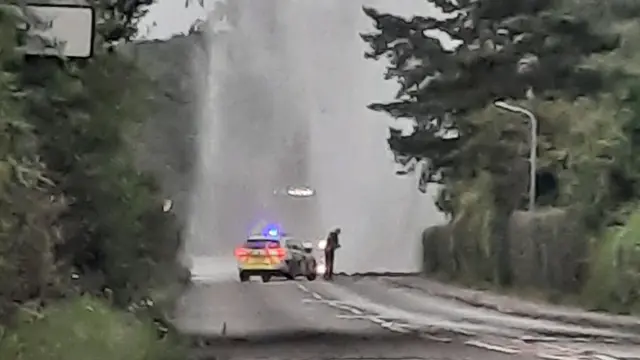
[{"x1": 0, "y1": 296, "x2": 186, "y2": 360}]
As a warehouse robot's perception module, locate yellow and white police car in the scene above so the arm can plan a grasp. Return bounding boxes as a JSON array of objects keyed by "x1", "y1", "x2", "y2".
[{"x1": 234, "y1": 227, "x2": 318, "y2": 283}]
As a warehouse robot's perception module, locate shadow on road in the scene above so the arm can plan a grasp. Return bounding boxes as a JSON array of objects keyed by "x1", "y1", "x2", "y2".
[{"x1": 189, "y1": 330, "x2": 425, "y2": 347}]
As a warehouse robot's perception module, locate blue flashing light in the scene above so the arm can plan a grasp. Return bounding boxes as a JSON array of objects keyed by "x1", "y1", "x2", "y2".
[{"x1": 261, "y1": 224, "x2": 281, "y2": 238}]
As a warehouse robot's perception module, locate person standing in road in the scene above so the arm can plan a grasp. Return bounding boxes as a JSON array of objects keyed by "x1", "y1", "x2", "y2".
[{"x1": 324, "y1": 228, "x2": 341, "y2": 280}]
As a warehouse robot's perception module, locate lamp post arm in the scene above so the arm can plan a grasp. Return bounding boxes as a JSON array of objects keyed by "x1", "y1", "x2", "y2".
[{"x1": 494, "y1": 101, "x2": 538, "y2": 212}]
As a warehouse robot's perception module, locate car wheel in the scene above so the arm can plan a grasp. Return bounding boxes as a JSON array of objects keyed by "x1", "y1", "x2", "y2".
[
  {"x1": 306, "y1": 272, "x2": 317, "y2": 281},
  {"x1": 284, "y1": 273, "x2": 295, "y2": 280},
  {"x1": 261, "y1": 274, "x2": 272, "y2": 283},
  {"x1": 239, "y1": 271, "x2": 249, "y2": 282}
]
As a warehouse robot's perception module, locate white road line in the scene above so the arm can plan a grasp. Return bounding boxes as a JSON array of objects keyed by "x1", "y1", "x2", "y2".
[
  {"x1": 298, "y1": 282, "x2": 630, "y2": 359},
  {"x1": 302, "y1": 299, "x2": 322, "y2": 304},
  {"x1": 336, "y1": 314, "x2": 369, "y2": 320},
  {"x1": 299, "y1": 284, "x2": 416, "y2": 335},
  {"x1": 465, "y1": 340, "x2": 521, "y2": 355},
  {"x1": 593, "y1": 355, "x2": 619, "y2": 360}
]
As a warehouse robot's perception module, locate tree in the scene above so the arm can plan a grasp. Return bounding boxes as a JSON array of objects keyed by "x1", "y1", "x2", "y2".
[
  {"x1": 92, "y1": 0, "x2": 155, "y2": 45},
  {"x1": 361, "y1": 0, "x2": 622, "y2": 284},
  {"x1": 361, "y1": 0, "x2": 620, "y2": 214},
  {"x1": 0, "y1": 0, "x2": 188, "y2": 317}
]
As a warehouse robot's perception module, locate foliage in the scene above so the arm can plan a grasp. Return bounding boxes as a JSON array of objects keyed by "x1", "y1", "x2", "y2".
[
  {"x1": 583, "y1": 208, "x2": 640, "y2": 313},
  {"x1": 361, "y1": 0, "x2": 620, "y2": 215},
  {"x1": 434, "y1": 105, "x2": 530, "y2": 216},
  {"x1": 448, "y1": 172, "x2": 496, "y2": 280},
  {"x1": 363, "y1": 0, "x2": 640, "y2": 307},
  {"x1": 0, "y1": 296, "x2": 185, "y2": 360},
  {"x1": 573, "y1": 83, "x2": 640, "y2": 312},
  {"x1": 89, "y1": 0, "x2": 155, "y2": 45},
  {"x1": 562, "y1": 0, "x2": 640, "y2": 22},
  {"x1": 18, "y1": 51, "x2": 183, "y2": 306},
  {"x1": 0, "y1": 7, "x2": 66, "y2": 323},
  {"x1": 532, "y1": 97, "x2": 634, "y2": 227},
  {"x1": 0, "y1": 0, "x2": 187, "y2": 343}
]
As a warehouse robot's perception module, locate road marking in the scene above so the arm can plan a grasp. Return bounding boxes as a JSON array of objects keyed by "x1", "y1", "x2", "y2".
[
  {"x1": 382, "y1": 322, "x2": 411, "y2": 333},
  {"x1": 298, "y1": 282, "x2": 418, "y2": 335},
  {"x1": 420, "y1": 333, "x2": 453, "y2": 343},
  {"x1": 535, "y1": 353, "x2": 584, "y2": 360},
  {"x1": 521, "y1": 336, "x2": 560, "y2": 343},
  {"x1": 336, "y1": 314, "x2": 369, "y2": 320},
  {"x1": 465, "y1": 340, "x2": 521, "y2": 355},
  {"x1": 298, "y1": 281, "x2": 627, "y2": 359},
  {"x1": 302, "y1": 299, "x2": 322, "y2": 304},
  {"x1": 298, "y1": 282, "x2": 487, "y2": 339},
  {"x1": 593, "y1": 355, "x2": 619, "y2": 360}
]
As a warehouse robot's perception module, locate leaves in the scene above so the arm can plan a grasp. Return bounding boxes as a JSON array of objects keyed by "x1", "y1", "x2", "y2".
[
  {"x1": 362, "y1": 0, "x2": 620, "y2": 215},
  {"x1": 0, "y1": 296, "x2": 185, "y2": 360},
  {"x1": 0, "y1": 0, "x2": 184, "y2": 325}
]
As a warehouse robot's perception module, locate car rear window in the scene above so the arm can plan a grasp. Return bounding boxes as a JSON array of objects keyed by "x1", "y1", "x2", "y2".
[{"x1": 244, "y1": 239, "x2": 280, "y2": 249}]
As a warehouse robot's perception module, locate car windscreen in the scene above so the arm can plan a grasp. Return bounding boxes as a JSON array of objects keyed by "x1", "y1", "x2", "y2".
[{"x1": 244, "y1": 239, "x2": 280, "y2": 249}]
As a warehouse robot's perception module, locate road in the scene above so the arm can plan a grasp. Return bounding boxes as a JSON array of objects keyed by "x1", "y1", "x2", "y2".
[{"x1": 176, "y1": 275, "x2": 640, "y2": 360}]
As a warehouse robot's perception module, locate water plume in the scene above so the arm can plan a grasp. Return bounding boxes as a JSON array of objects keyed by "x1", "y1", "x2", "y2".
[{"x1": 185, "y1": 0, "x2": 445, "y2": 279}]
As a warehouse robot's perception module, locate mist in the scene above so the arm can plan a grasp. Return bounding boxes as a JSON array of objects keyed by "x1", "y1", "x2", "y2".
[{"x1": 186, "y1": 0, "x2": 445, "y2": 276}]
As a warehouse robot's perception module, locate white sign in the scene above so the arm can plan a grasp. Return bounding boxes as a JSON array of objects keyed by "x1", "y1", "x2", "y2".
[{"x1": 3, "y1": 3, "x2": 95, "y2": 58}]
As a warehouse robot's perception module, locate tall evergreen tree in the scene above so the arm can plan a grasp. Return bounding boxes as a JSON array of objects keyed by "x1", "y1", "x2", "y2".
[{"x1": 361, "y1": 0, "x2": 619, "y2": 207}]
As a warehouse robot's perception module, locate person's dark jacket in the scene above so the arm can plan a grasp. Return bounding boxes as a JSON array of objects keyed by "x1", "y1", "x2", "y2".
[{"x1": 326, "y1": 231, "x2": 340, "y2": 252}]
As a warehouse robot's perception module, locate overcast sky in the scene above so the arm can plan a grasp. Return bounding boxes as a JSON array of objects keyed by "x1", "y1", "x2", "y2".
[
  {"x1": 137, "y1": 1, "x2": 209, "y2": 39},
  {"x1": 138, "y1": 0, "x2": 449, "y2": 40}
]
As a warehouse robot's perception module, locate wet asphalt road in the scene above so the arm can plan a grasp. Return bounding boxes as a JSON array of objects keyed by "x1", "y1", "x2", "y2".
[{"x1": 176, "y1": 275, "x2": 640, "y2": 360}]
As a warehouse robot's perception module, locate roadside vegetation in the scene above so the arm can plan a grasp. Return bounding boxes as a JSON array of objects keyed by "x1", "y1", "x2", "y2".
[
  {"x1": 0, "y1": 1, "x2": 189, "y2": 358},
  {"x1": 363, "y1": 0, "x2": 640, "y2": 313}
]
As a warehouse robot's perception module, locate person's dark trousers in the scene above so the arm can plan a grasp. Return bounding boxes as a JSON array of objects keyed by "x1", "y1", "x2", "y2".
[{"x1": 324, "y1": 250, "x2": 335, "y2": 280}]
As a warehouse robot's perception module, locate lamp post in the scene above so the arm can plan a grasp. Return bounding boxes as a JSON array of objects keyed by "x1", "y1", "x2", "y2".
[{"x1": 494, "y1": 101, "x2": 538, "y2": 212}]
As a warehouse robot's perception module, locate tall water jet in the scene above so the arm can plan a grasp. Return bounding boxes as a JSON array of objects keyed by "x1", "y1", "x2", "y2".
[
  {"x1": 186, "y1": 0, "x2": 445, "y2": 277},
  {"x1": 185, "y1": 0, "x2": 322, "y2": 279},
  {"x1": 278, "y1": 0, "x2": 446, "y2": 273}
]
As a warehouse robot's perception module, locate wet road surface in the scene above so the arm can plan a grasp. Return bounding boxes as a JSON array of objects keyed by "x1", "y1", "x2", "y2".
[{"x1": 177, "y1": 275, "x2": 640, "y2": 360}]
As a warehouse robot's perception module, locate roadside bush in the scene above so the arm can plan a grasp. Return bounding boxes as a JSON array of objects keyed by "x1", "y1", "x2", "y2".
[
  {"x1": 448, "y1": 173, "x2": 496, "y2": 282},
  {"x1": 12, "y1": 17, "x2": 186, "y2": 308},
  {"x1": 421, "y1": 225, "x2": 448, "y2": 274},
  {"x1": 565, "y1": 0, "x2": 640, "y2": 21},
  {"x1": 583, "y1": 207, "x2": 640, "y2": 313},
  {"x1": 0, "y1": 6, "x2": 68, "y2": 322},
  {"x1": 508, "y1": 208, "x2": 587, "y2": 293},
  {"x1": 0, "y1": 0, "x2": 187, "y2": 335},
  {"x1": 420, "y1": 97, "x2": 628, "y2": 300},
  {"x1": 422, "y1": 173, "x2": 497, "y2": 281},
  {"x1": 0, "y1": 296, "x2": 185, "y2": 360}
]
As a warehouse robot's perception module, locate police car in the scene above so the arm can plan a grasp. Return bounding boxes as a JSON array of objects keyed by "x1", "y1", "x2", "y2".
[{"x1": 234, "y1": 226, "x2": 318, "y2": 283}]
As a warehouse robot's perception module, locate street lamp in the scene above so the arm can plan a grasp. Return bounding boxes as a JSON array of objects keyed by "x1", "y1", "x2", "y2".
[{"x1": 494, "y1": 101, "x2": 538, "y2": 212}]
